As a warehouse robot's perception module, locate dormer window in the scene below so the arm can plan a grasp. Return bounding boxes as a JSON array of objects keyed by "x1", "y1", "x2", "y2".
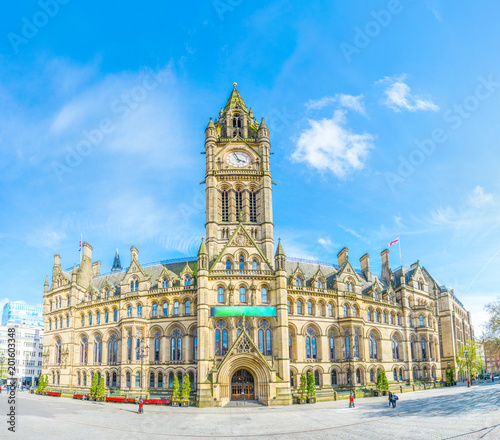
[
  {"x1": 162, "y1": 278, "x2": 168, "y2": 288},
  {"x1": 296, "y1": 277, "x2": 303, "y2": 287},
  {"x1": 104, "y1": 289, "x2": 109, "y2": 298},
  {"x1": 418, "y1": 280, "x2": 424, "y2": 290},
  {"x1": 345, "y1": 280, "x2": 354, "y2": 292},
  {"x1": 130, "y1": 278, "x2": 139, "y2": 292},
  {"x1": 317, "y1": 279, "x2": 323, "y2": 289},
  {"x1": 184, "y1": 276, "x2": 191, "y2": 286}
]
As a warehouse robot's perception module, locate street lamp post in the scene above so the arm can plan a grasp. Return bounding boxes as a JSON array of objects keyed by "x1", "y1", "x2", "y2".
[
  {"x1": 138, "y1": 339, "x2": 149, "y2": 402},
  {"x1": 465, "y1": 349, "x2": 470, "y2": 387},
  {"x1": 342, "y1": 330, "x2": 354, "y2": 408},
  {"x1": 0, "y1": 355, "x2": 5, "y2": 386}
]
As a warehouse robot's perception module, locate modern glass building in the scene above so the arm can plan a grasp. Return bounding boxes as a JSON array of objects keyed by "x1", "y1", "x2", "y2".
[{"x1": 2, "y1": 301, "x2": 44, "y2": 327}]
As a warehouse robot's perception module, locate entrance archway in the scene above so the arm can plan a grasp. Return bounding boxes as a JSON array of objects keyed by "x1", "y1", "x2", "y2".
[{"x1": 231, "y1": 369, "x2": 254, "y2": 400}]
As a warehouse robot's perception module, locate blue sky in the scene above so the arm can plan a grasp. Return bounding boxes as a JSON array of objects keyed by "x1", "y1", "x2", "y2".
[{"x1": 1, "y1": 0, "x2": 499, "y2": 332}]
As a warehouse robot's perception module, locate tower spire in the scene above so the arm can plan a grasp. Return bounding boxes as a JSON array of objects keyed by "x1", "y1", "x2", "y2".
[{"x1": 111, "y1": 246, "x2": 122, "y2": 273}]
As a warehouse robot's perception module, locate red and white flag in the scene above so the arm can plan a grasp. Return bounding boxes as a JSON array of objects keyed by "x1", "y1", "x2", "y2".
[
  {"x1": 388, "y1": 237, "x2": 399, "y2": 247},
  {"x1": 79, "y1": 236, "x2": 82, "y2": 251}
]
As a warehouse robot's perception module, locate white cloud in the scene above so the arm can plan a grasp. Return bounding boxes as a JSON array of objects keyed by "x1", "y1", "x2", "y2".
[
  {"x1": 291, "y1": 110, "x2": 374, "y2": 178},
  {"x1": 306, "y1": 94, "x2": 365, "y2": 114},
  {"x1": 426, "y1": 0, "x2": 442, "y2": 21},
  {"x1": 318, "y1": 237, "x2": 333, "y2": 247},
  {"x1": 377, "y1": 75, "x2": 439, "y2": 112},
  {"x1": 469, "y1": 185, "x2": 493, "y2": 208}
]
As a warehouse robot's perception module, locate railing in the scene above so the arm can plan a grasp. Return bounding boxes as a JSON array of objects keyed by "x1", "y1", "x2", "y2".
[{"x1": 210, "y1": 269, "x2": 274, "y2": 276}]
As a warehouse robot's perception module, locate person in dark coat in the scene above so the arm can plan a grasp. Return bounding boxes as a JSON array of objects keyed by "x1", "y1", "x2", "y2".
[
  {"x1": 392, "y1": 393, "x2": 398, "y2": 408},
  {"x1": 388, "y1": 391, "x2": 393, "y2": 407}
]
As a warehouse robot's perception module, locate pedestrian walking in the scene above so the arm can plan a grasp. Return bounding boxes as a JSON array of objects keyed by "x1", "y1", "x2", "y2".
[
  {"x1": 392, "y1": 393, "x2": 398, "y2": 408},
  {"x1": 137, "y1": 398, "x2": 144, "y2": 414},
  {"x1": 349, "y1": 390, "x2": 355, "y2": 408},
  {"x1": 388, "y1": 391, "x2": 393, "y2": 407}
]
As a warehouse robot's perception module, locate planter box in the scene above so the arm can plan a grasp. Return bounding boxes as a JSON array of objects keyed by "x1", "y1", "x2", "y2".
[
  {"x1": 298, "y1": 398, "x2": 307, "y2": 404},
  {"x1": 307, "y1": 397, "x2": 316, "y2": 404},
  {"x1": 171, "y1": 401, "x2": 180, "y2": 407},
  {"x1": 180, "y1": 401, "x2": 189, "y2": 407}
]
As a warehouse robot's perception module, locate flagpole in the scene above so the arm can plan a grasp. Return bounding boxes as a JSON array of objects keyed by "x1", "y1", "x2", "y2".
[
  {"x1": 398, "y1": 236, "x2": 403, "y2": 269},
  {"x1": 80, "y1": 234, "x2": 83, "y2": 265}
]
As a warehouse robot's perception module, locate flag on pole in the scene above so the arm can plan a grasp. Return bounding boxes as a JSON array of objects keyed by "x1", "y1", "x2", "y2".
[
  {"x1": 388, "y1": 237, "x2": 399, "y2": 247},
  {"x1": 79, "y1": 236, "x2": 82, "y2": 252}
]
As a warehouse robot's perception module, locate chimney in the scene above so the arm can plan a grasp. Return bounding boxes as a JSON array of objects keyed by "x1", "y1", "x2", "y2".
[
  {"x1": 131, "y1": 246, "x2": 139, "y2": 261},
  {"x1": 82, "y1": 242, "x2": 92, "y2": 261},
  {"x1": 381, "y1": 249, "x2": 391, "y2": 281},
  {"x1": 54, "y1": 254, "x2": 61, "y2": 266},
  {"x1": 337, "y1": 247, "x2": 348, "y2": 267},
  {"x1": 360, "y1": 253, "x2": 372, "y2": 281},
  {"x1": 92, "y1": 261, "x2": 101, "y2": 278}
]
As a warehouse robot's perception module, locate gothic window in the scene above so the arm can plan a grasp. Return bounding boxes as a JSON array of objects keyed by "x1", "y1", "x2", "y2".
[
  {"x1": 392, "y1": 335, "x2": 400, "y2": 360},
  {"x1": 55, "y1": 319, "x2": 57, "y2": 329},
  {"x1": 215, "y1": 320, "x2": 229, "y2": 356},
  {"x1": 184, "y1": 276, "x2": 191, "y2": 286},
  {"x1": 410, "y1": 336, "x2": 416, "y2": 361},
  {"x1": 382, "y1": 311, "x2": 386, "y2": 323},
  {"x1": 354, "y1": 334, "x2": 359, "y2": 357},
  {"x1": 105, "y1": 310, "x2": 109, "y2": 323},
  {"x1": 409, "y1": 316, "x2": 413, "y2": 327},
  {"x1": 328, "y1": 303, "x2": 333, "y2": 317},
  {"x1": 80, "y1": 337, "x2": 88, "y2": 364},
  {"x1": 297, "y1": 300, "x2": 303, "y2": 315},
  {"x1": 261, "y1": 287, "x2": 268, "y2": 303},
  {"x1": 329, "y1": 331, "x2": 335, "y2": 360},
  {"x1": 221, "y1": 191, "x2": 229, "y2": 222},
  {"x1": 352, "y1": 305, "x2": 358, "y2": 317},
  {"x1": 369, "y1": 333, "x2": 377, "y2": 359},
  {"x1": 308, "y1": 301, "x2": 313, "y2": 315},
  {"x1": 390, "y1": 313, "x2": 394, "y2": 325},
  {"x1": 418, "y1": 280, "x2": 424, "y2": 290},
  {"x1": 419, "y1": 315, "x2": 424, "y2": 327},
  {"x1": 113, "y1": 309, "x2": 117, "y2": 322},
  {"x1": 226, "y1": 260, "x2": 232, "y2": 271},
  {"x1": 374, "y1": 290, "x2": 380, "y2": 299},
  {"x1": 305, "y1": 328, "x2": 317, "y2": 359},
  {"x1": 218, "y1": 287, "x2": 224, "y2": 303},
  {"x1": 174, "y1": 301, "x2": 179, "y2": 315},
  {"x1": 239, "y1": 287, "x2": 246, "y2": 303},
  {"x1": 185, "y1": 300, "x2": 191, "y2": 315},
  {"x1": 236, "y1": 191, "x2": 243, "y2": 217},
  {"x1": 356, "y1": 369, "x2": 361, "y2": 384},
  {"x1": 135, "y1": 337, "x2": 141, "y2": 361},
  {"x1": 345, "y1": 281, "x2": 354, "y2": 292},
  {"x1": 296, "y1": 277, "x2": 303, "y2": 287},
  {"x1": 67, "y1": 297, "x2": 71, "y2": 307},
  {"x1": 55, "y1": 339, "x2": 61, "y2": 364},
  {"x1": 249, "y1": 191, "x2": 257, "y2": 222},
  {"x1": 399, "y1": 368, "x2": 403, "y2": 381},
  {"x1": 162, "y1": 278, "x2": 168, "y2": 288},
  {"x1": 112, "y1": 372, "x2": 117, "y2": 387},
  {"x1": 150, "y1": 372, "x2": 155, "y2": 388},
  {"x1": 345, "y1": 336, "x2": 350, "y2": 358},
  {"x1": 331, "y1": 370, "x2": 337, "y2": 385},
  {"x1": 127, "y1": 336, "x2": 132, "y2": 361},
  {"x1": 154, "y1": 333, "x2": 161, "y2": 362},
  {"x1": 89, "y1": 313, "x2": 92, "y2": 325},
  {"x1": 126, "y1": 372, "x2": 131, "y2": 388},
  {"x1": 170, "y1": 329, "x2": 182, "y2": 361},
  {"x1": 343, "y1": 304, "x2": 348, "y2": 317},
  {"x1": 83, "y1": 373, "x2": 87, "y2": 386},
  {"x1": 127, "y1": 306, "x2": 132, "y2": 318},
  {"x1": 252, "y1": 260, "x2": 258, "y2": 271},
  {"x1": 163, "y1": 302, "x2": 168, "y2": 316},
  {"x1": 287, "y1": 299, "x2": 291, "y2": 313},
  {"x1": 367, "y1": 308, "x2": 372, "y2": 321},
  {"x1": 289, "y1": 331, "x2": 293, "y2": 359},
  {"x1": 375, "y1": 310, "x2": 379, "y2": 322},
  {"x1": 89, "y1": 293, "x2": 93, "y2": 302},
  {"x1": 104, "y1": 288, "x2": 109, "y2": 298},
  {"x1": 394, "y1": 368, "x2": 398, "y2": 381},
  {"x1": 258, "y1": 320, "x2": 272, "y2": 356},
  {"x1": 318, "y1": 279, "x2": 323, "y2": 289},
  {"x1": 193, "y1": 329, "x2": 198, "y2": 361},
  {"x1": 130, "y1": 278, "x2": 139, "y2": 292},
  {"x1": 388, "y1": 293, "x2": 393, "y2": 302},
  {"x1": 370, "y1": 369, "x2": 375, "y2": 382},
  {"x1": 94, "y1": 336, "x2": 102, "y2": 363},
  {"x1": 239, "y1": 255, "x2": 245, "y2": 270},
  {"x1": 67, "y1": 315, "x2": 70, "y2": 327},
  {"x1": 152, "y1": 303, "x2": 157, "y2": 317},
  {"x1": 396, "y1": 314, "x2": 401, "y2": 325},
  {"x1": 314, "y1": 370, "x2": 320, "y2": 386},
  {"x1": 290, "y1": 370, "x2": 294, "y2": 388},
  {"x1": 96, "y1": 311, "x2": 100, "y2": 324},
  {"x1": 108, "y1": 335, "x2": 117, "y2": 363},
  {"x1": 421, "y1": 338, "x2": 427, "y2": 360}
]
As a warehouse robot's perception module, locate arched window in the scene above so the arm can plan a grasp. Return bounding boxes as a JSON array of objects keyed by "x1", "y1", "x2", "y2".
[
  {"x1": 352, "y1": 305, "x2": 357, "y2": 317},
  {"x1": 344, "y1": 335, "x2": 350, "y2": 358},
  {"x1": 305, "y1": 328, "x2": 317, "y2": 359},
  {"x1": 314, "y1": 370, "x2": 320, "y2": 386},
  {"x1": 370, "y1": 369, "x2": 375, "y2": 382},
  {"x1": 252, "y1": 260, "x2": 258, "y2": 271},
  {"x1": 80, "y1": 337, "x2": 88, "y2": 364},
  {"x1": 104, "y1": 310, "x2": 108, "y2": 323},
  {"x1": 184, "y1": 276, "x2": 191, "y2": 286},
  {"x1": 158, "y1": 372, "x2": 163, "y2": 388},
  {"x1": 88, "y1": 313, "x2": 92, "y2": 325},
  {"x1": 376, "y1": 310, "x2": 381, "y2": 322},
  {"x1": 218, "y1": 287, "x2": 224, "y2": 303},
  {"x1": 396, "y1": 314, "x2": 401, "y2": 325},
  {"x1": 134, "y1": 372, "x2": 140, "y2": 387},
  {"x1": 258, "y1": 320, "x2": 272, "y2": 356},
  {"x1": 239, "y1": 255, "x2": 245, "y2": 270},
  {"x1": 60, "y1": 317, "x2": 63, "y2": 328},
  {"x1": 409, "y1": 316, "x2": 413, "y2": 327},
  {"x1": 131, "y1": 279, "x2": 138, "y2": 292},
  {"x1": 193, "y1": 329, "x2": 198, "y2": 361},
  {"x1": 392, "y1": 335, "x2": 400, "y2": 360},
  {"x1": 83, "y1": 372, "x2": 87, "y2": 386},
  {"x1": 356, "y1": 369, "x2": 361, "y2": 384},
  {"x1": 390, "y1": 313, "x2": 394, "y2": 325},
  {"x1": 399, "y1": 368, "x2": 403, "y2": 381},
  {"x1": 112, "y1": 372, "x2": 117, "y2": 387},
  {"x1": 289, "y1": 331, "x2": 293, "y2": 359},
  {"x1": 135, "y1": 337, "x2": 141, "y2": 361},
  {"x1": 329, "y1": 331, "x2": 335, "y2": 360},
  {"x1": 343, "y1": 304, "x2": 348, "y2": 317},
  {"x1": 369, "y1": 333, "x2": 377, "y2": 359},
  {"x1": 185, "y1": 301, "x2": 191, "y2": 315},
  {"x1": 113, "y1": 309, "x2": 117, "y2": 322},
  {"x1": 367, "y1": 309, "x2": 372, "y2": 321},
  {"x1": 152, "y1": 303, "x2": 157, "y2": 317},
  {"x1": 226, "y1": 260, "x2": 232, "y2": 271},
  {"x1": 393, "y1": 368, "x2": 398, "y2": 381},
  {"x1": 328, "y1": 303, "x2": 333, "y2": 317},
  {"x1": 137, "y1": 305, "x2": 142, "y2": 317},
  {"x1": 287, "y1": 300, "x2": 291, "y2": 314},
  {"x1": 290, "y1": 370, "x2": 295, "y2": 388},
  {"x1": 382, "y1": 311, "x2": 386, "y2": 323},
  {"x1": 421, "y1": 338, "x2": 427, "y2": 360},
  {"x1": 296, "y1": 277, "x2": 302, "y2": 287},
  {"x1": 354, "y1": 334, "x2": 359, "y2": 357},
  {"x1": 127, "y1": 306, "x2": 132, "y2": 318},
  {"x1": 80, "y1": 315, "x2": 84, "y2": 327},
  {"x1": 331, "y1": 370, "x2": 337, "y2": 385},
  {"x1": 221, "y1": 191, "x2": 229, "y2": 222},
  {"x1": 419, "y1": 315, "x2": 424, "y2": 327},
  {"x1": 318, "y1": 279, "x2": 323, "y2": 289},
  {"x1": 239, "y1": 287, "x2": 246, "y2": 303},
  {"x1": 154, "y1": 333, "x2": 161, "y2": 362},
  {"x1": 94, "y1": 336, "x2": 102, "y2": 363},
  {"x1": 54, "y1": 319, "x2": 57, "y2": 330},
  {"x1": 215, "y1": 320, "x2": 229, "y2": 356},
  {"x1": 108, "y1": 334, "x2": 117, "y2": 363},
  {"x1": 297, "y1": 300, "x2": 303, "y2": 314},
  {"x1": 149, "y1": 372, "x2": 155, "y2": 388},
  {"x1": 308, "y1": 301, "x2": 313, "y2": 315},
  {"x1": 67, "y1": 315, "x2": 70, "y2": 327},
  {"x1": 55, "y1": 339, "x2": 62, "y2": 364},
  {"x1": 261, "y1": 287, "x2": 268, "y2": 303},
  {"x1": 162, "y1": 277, "x2": 168, "y2": 288},
  {"x1": 126, "y1": 372, "x2": 131, "y2": 388},
  {"x1": 374, "y1": 290, "x2": 380, "y2": 299},
  {"x1": 127, "y1": 336, "x2": 132, "y2": 361},
  {"x1": 162, "y1": 302, "x2": 168, "y2": 316},
  {"x1": 173, "y1": 301, "x2": 179, "y2": 315},
  {"x1": 170, "y1": 329, "x2": 182, "y2": 361},
  {"x1": 410, "y1": 336, "x2": 416, "y2": 361}
]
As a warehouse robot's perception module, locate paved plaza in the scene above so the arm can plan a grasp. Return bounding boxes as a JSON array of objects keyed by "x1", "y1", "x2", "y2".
[{"x1": 1, "y1": 383, "x2": 499, "y2": 440}]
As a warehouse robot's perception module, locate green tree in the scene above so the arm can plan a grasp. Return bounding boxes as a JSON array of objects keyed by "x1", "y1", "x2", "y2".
[
  {"x1": 456, "y1": 340, "x2": 484, "y2": 380},
  {"x1": 90, "y1": 373, "x2": 99, "y2": 398},
  {"x1": 96, "y1": 377, "x2": 105, "y2": 398},
  {"x1": 306, "y1": 372, "x2": 316, "y2": 398},
  {"x1": 181, "y1": 375, "x2": 191, "y2": 401},
  {"x1": 298, "y1": 373, "x2": 307, "y2": 398},
  {"x1": 0, "y1": 356, "x2": 7, "y2": 384},
  {"x1": 376, "y1": 370, "x2": 389, "y2": 392},
  {"x1": 171, "y1": 376, "x2": 180, "y2": 401},
  {"x1": 483, "y1": 298, "x2": 500, "y2": 349},
  {"x1": 446, "y1": 367, "x2": 455, "y2": 383}
]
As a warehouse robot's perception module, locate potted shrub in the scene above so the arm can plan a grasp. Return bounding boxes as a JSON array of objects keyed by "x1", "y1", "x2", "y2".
[
  {"x1": 89, "y1": 373, "x2": 99, "y2": 401},
  {"x1": 171, "y1": 377, "x2": 180, "y2": 406},
  {"x1": 96, "y1": 377, "x2": 106, "y2": 402},
  {"x1": 180, "y1": 375, "x2": 191, "y2": 407},
  {"x1": 307, "y1": 372, "x2": 316, "y2": 404},
  {"x1": 376, "y1": 370, "x2": 389, "y2": 396},
  {"x1": 298, "y1": 373, "x2": 307, "y2": 404}
]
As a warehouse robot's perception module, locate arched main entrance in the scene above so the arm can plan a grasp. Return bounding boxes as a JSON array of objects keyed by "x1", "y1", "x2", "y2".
[{"x1": 231, "y1": 369, "x2": 254, "y2": 400}]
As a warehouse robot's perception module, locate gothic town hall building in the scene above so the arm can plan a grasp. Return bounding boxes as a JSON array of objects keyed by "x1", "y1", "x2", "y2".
[{"x1": 42, "y1": 85, "x2": 474, "y2": 406}]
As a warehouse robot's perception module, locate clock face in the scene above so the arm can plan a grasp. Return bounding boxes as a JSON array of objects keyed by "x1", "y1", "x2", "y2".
[{"x1": 224, "y1": 151, "x2": 252, "y2": 168}]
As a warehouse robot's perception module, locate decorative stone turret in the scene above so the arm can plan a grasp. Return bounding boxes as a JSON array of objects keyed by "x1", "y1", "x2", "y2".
[
  {"x1": 337, "y1": 247, "x2": 349, "y2": 268},
  {"x1": 205, "y1": 117, "x2": 216, "y2": 140},
  {"x1": 111, "y1": 247, "x2": 122, "y2": 273},
  {"x1": 360, "y1": 253, "x2": 372, "y2": 281},
  {"x1": 381, "y1": 249, "x2": 391, "y2": 281},
  {"x1": 258, "y1": 117, "x2": 269, "y2": 139},
  {"x1": 274, "y1": 238, "x2": 286, "y2": 271},
  {"x1": 197, "y1": 238, "x2": 208, "y2": 270},
  {"x1": 131, "y1": 246, "x2": 139, "y2": 262},
  {"x1": 44, "y1": 276, "x2": 49, "y2": 294}
]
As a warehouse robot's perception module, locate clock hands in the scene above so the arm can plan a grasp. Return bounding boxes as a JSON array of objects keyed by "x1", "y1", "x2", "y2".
[{"x1": 233, "y1": 152, "x2": 243, "y2": 163}]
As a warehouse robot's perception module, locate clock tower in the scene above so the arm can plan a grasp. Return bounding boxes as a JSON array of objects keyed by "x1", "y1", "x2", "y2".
[{"x1": 204, "y1": 83, "x2": 274, "y2": 265}]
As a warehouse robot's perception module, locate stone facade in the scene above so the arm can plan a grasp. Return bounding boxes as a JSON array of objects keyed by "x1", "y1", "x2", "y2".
[{"x1": 41, "y1": 85, "x2": 473, "y2": 406}]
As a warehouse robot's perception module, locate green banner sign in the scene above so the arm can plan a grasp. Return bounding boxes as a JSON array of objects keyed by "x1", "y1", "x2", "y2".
[{"x1": 210, "y1": 306, "x2": 277, "y2": 317}]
